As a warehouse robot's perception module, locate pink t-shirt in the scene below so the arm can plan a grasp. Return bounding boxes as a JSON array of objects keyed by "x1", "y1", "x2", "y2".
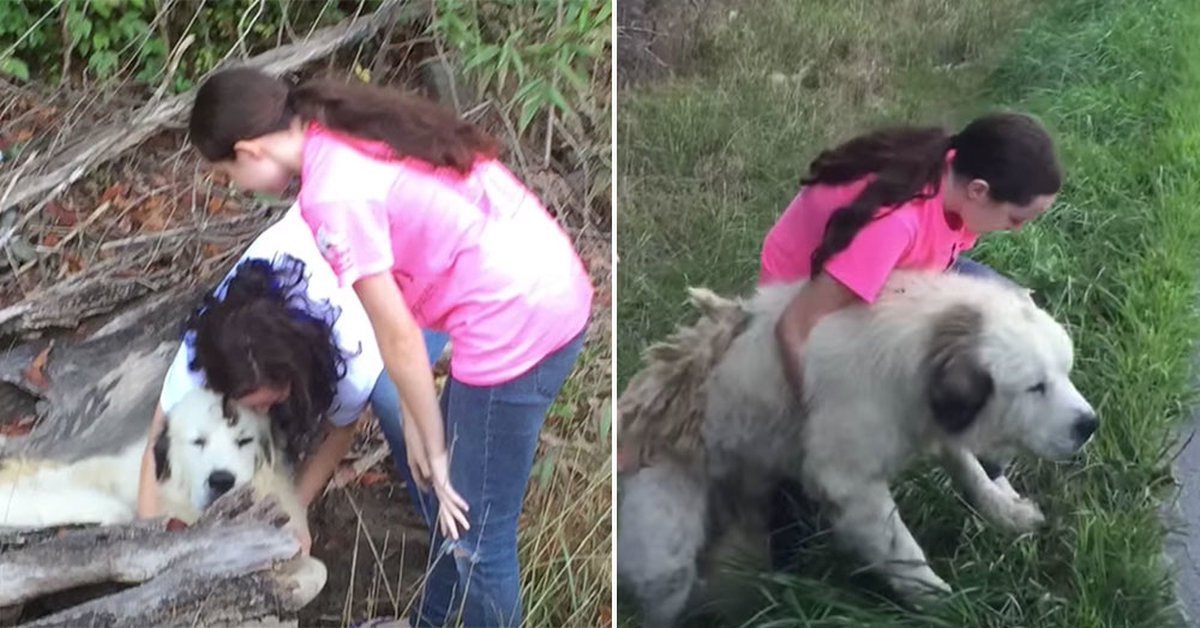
[
  {"x1": 298, "y1": 123, "x2": 594, "y2": 386},
  {"x1": 759, "y1": 154, "x2": 977, "y2": 302}
]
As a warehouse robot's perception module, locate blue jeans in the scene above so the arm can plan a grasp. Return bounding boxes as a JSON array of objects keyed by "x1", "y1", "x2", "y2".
[
  {"x1": 949, "y1": 256, "x2": 1019, "y2": 289},
  {"x1": 370, "y1": 328, "x2": 587, "y2": 627}
]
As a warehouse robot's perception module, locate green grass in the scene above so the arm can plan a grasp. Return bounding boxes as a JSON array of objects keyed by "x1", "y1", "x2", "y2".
[
  {"x1": 617, "y1": 0, "x2": 1200, "y2": 626},
  {"x1": 616, "y1": 0, "x2": 1034, "y2": 386}
]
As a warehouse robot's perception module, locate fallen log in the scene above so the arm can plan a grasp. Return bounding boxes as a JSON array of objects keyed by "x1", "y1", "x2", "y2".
[
  {"x1": 0, "y1": 0, "x2": 423, "y2": 251},
  {"x1": 0, "y1": 488, "x2": 326, "y2": 627},
  {"x1": 0, "y1": 207, "x2": 275, "y2": 339},
  {"x1": 0, "y1": 278, "x2": 206, "y2": 462}
]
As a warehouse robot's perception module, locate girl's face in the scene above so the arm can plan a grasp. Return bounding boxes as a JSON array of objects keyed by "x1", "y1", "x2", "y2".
[
  {"x1": 238, "y1": 384, "x2": 291, "y2": 414},
  {"x1": 211, "y1": 123, "x2": 305, "y2": 197},
  {"x1": 951, "y1": 177, "x2": 1057, "y2": 234},
  {"x1": 214, "y1": 149, "x2": 292, "y2": 197}
]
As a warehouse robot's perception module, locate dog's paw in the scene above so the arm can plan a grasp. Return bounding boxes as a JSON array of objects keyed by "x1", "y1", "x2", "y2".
[
  {"x1": 981, "y1": 492, "x2": 1045, "y2": 533},
  {"x1": 890, "y1": 567, "x2": 952, "y2": 609},
  {"x1": 993, "y1": 475, "x2": 1022, "y2": 501}
]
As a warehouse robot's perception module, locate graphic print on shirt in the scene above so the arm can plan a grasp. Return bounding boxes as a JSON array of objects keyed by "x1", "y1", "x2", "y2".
[{"x1": 315, "y1": 224, "x2": 353, "y2": 279}]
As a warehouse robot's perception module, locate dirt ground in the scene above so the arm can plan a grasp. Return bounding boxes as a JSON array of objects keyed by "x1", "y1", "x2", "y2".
[{"x1": 303, "y1": 459, "x2": 435, "y2": 625}]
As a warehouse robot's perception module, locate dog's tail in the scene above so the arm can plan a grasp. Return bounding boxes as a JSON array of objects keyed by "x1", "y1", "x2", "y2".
[{"x1": 617, "y1": 287, "x2": 751, "y2": 473}]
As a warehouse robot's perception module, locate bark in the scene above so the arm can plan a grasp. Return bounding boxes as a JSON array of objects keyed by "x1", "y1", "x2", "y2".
[{"x1": 0, "y1": 489, "x2": 325, "y2": 627}]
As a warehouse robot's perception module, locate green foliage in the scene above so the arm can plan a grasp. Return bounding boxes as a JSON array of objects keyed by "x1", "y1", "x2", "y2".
[
  {"x1": 0, "y1": 0, "x2": 380, "y2": 89},
  {"x1": 431, "y1": 0, "x2": 611, "y2": 135}
]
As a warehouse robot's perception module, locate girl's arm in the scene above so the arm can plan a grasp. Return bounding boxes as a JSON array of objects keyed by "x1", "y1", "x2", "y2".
[
  {"x1": 352, "y1": 273, "x2": 445, "y2": 459},
  {"x1": 776, "y1": 209, "x2": 917, "y2": 396},
  {"x1": 293, "y1": 420, "x2": 358, "y2": 508},
  {"x1": 136, "y1": 404, "x2": 167, "y2": 518},
  {"x1": 351, "y1": 272, "x2": 470, "y2": 537},
  {"x1": 775, "y1": 273, "x2": 864, "y2": 397}
]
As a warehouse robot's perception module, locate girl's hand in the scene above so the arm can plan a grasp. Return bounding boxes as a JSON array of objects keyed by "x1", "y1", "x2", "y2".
[
  {"x1": 403, "y1": 416, "x2": 431, "y2": 492},
  {"x1": 776, "y1": 274, "x2": 861, "y2": 398},
  {"x1": 429, "y1": 450, "x2": 470, "y2": 539},
  {"x1": 136, "y1": 405, "x2": 168, "y2": 519},
  {"x1": 291, "y1": 516, "x2": 313, "y2": 555}
]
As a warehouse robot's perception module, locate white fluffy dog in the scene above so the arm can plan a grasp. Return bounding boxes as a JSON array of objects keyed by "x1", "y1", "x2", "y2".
[
  {"x1": 617, "y1": 270, "x2": 1099, "y2": 627},
  {"x1": 0, "y1": 387, "x2": 302, "y2": 529}
]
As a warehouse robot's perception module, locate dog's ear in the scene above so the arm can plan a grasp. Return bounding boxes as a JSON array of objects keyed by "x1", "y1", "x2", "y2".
[
  {"x1": 221, "y1": 394, "x2": 239, "y2": 426},
  {"x1": 153, "y1": 427, "x2": 171, "y2": 481},
  {"x1": 257, "y1": 421, "x2": 278, "y2": 469},
  {"x1": 926, "y1": 304, "x2": 994, "y2": 434}
]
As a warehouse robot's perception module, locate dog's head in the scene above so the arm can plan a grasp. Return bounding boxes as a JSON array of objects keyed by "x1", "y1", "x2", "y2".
[
  {"x1": 925, "y1": 298, "x2": 1097, "y2": 461},
  {"x1": 155, "y1": 387, "x2": 277, "y2": 512}
]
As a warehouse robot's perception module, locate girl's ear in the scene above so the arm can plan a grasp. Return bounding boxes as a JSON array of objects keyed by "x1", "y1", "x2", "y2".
[
  {"x1": 965, "y1": 178, "x2": 991, "y2": 201},
  {"x1": 232, "y1": 139, "x2": 265, "y2": 161}
]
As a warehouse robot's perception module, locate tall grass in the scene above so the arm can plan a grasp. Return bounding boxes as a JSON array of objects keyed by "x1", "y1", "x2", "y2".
[
  {"x1": 616, "y1": 0, "x2": 1033, "y2": 387},
  {"x1": 617, "y1": 0, "x2": 1200, "y2": 625},
  {"x1": 519, "y1": 337, "x2": 613, "y2": 627}
]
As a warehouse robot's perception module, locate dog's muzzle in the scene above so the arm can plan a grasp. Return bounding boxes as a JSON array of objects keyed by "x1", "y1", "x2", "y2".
[
  {"x1": 207, "y1": 470, "x2": 236, "y2": 496},
  {"x1": 1072, "y1": 411, "x2": 1099, "y2": 446}
]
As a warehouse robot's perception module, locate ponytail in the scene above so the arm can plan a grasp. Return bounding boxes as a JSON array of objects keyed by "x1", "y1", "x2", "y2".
[
  {"x1": 189, "y1": 66, "x2": 500, "y2": 174},
  {"x1": 807, "y1": 127, "x2": 951, "y2": 276},
  {"x1": 806, "y1": 112, "x2": 1061, "y2": 277},
  {"x1": 286, "y1": 78, "x2": 500, "y2": 173}
]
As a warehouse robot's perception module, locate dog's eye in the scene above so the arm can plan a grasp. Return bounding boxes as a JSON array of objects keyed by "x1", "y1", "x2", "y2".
[
  {"x1": 236, "y1": 437, "x2": 254, "y2": 448},
  {"x1": 1027, "y1": 382, "x2": 1047, "y2": 395},
  {"x1": 191, "y1": 437, "x2": 206, "y2": 447}
]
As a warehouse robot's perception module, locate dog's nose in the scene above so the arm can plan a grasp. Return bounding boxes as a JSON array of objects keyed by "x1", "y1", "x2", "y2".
[
  {"x1": 1072, "y1": 412, "x2": 1099, "y2": 442},
  {"x1": 208, "y1": 470, "x2": 236, "y2": 495}
]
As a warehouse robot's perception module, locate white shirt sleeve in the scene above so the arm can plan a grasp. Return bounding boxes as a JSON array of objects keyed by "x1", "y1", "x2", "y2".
[
  {"x1": 158, "y1": 336, "x2": 204, "y2": 415},
  {"x1": 296, "y1": 226, "x2": 384, "y2": 427}
]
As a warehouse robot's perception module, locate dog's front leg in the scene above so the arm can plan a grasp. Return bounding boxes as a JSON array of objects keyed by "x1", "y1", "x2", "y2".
[
  {"x1": 820, "y1": 477, "x2": 951, "y2": 605},
  {"x1": 940, "y1": 445, "x2": 1044, "y2": 533}
]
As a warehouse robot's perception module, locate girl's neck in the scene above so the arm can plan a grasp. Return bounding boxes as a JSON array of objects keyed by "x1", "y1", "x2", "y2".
[
  {"x1": 261, "y1": 116, "x2": 307, "y2": 175},
  {"x1": 940, "y1": 170, "x2": 967, "y2": 231}
]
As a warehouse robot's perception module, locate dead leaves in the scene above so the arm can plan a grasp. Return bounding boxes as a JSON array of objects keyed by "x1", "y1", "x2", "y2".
[
  {"x1": 356, "y1": 471, "x2": 390, "y2": 487},
  {"x1": 99, "y1": 182, "x2": 127, "y2": 205},
  {"x1": 45, "y1": 200, "x2": 77, "y2": 227},
  {"x1": 124, "y1": 185, "x2": 168, "y2": 232},
  {"x1": 2, "y1": 344, "x2": 52, "y2": 438},
  {"x1": 61, "y1": 253, "x2": 84, "y2": 276},
  {"x1": 207, "y1": 196, "x2": 228, "y2": 215},
  {"x1": 0, "y1": 416, "x2": 36, "y2": 437},
  {"x1": 22, "y1": 344, "x2": 52, "y2": 391}
]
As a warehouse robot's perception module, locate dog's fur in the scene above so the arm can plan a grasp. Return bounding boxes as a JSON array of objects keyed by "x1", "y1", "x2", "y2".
[
  {"x1": 618, "y1": 287, "x2": 751, "y2": 470},
  {"x1": 0, "y1": 387, "x2": 302, "y2": 529},
  {"x1": 617, "y1": 270, "x2": 1099, "y2": 627}
]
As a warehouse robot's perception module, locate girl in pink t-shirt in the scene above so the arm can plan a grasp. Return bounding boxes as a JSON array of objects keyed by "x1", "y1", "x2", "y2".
[
  {"x1": 762, "y1": 113, "x2": 1061, "y2": 397},
  {"x1": 759, "y1": 112, "x2": 1063, "y2": 571},
  {"x1": 186, "y1": 67, "x2": 593, "y2": 628}
]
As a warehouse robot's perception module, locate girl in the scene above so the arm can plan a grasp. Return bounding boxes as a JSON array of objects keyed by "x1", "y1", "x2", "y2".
[
  {"x1": 186, "y1": 67, "x2": 594, "y2": 628},
  {"x1": 762, "y1": 112, "x2": 1060, "y2": 408},
  {"x1": 759, "y1": 111, "x2": 1063, "y2": 569},
  {"x1": 135, "y1": 202, "x2": 450, "y2": 554}
]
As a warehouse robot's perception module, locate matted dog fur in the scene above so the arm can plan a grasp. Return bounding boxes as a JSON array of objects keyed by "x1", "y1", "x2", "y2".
[
  {"x1": 618, "y1": 287, "x2": 750, "y2": 470},
  {"x1": 0, "y1": 387, "x2": 302, "y2": 529},
  {"x1": 617, "y1": 270, "x2": 1099, "y2": 627}
]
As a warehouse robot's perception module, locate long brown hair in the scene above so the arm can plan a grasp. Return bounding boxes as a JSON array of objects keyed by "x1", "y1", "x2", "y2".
[
  {"x1": 184, "y1": 255, "x2": 351, "y2": 462},
  {"x1": 806, "y1": 112, "x2": 1062, "y2": 276},
  {"x1": 188, "y1": 66, "x2": 500, "y2": 173}
]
